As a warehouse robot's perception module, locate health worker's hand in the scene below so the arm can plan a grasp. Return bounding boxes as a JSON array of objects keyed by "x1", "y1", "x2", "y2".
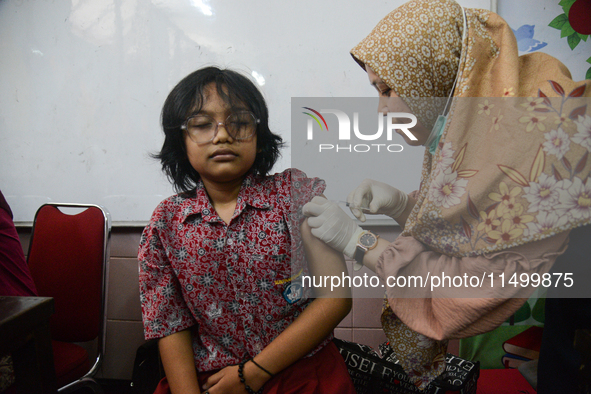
[
  {"x1": 347, "y1": 179, "x2": 408, "y2": 222},
  {"x1": 303, "y1": 196, "x2": 363, "y2": 258}
]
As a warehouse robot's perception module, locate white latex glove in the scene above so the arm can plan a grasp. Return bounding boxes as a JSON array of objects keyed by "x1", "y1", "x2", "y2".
[
  {"x1": 347, "y1": 179, "x2": 408, "y2": 222},
  {"x1": 303, "y1": 196, "x2": 363, "y2": 258}
]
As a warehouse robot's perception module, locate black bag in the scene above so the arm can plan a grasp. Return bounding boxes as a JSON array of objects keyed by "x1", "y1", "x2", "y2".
[
  {"x1": 334, "y1": 338, "x2": 479, "y2": 394},
  {"x1": 131, "y1": 340, "x2": 165, "y2": 394}
]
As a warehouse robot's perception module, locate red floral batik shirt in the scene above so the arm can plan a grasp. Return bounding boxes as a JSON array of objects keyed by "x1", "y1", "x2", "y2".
[{"x1": 138, "y1": 169, "x2": 329, "y2": 371}]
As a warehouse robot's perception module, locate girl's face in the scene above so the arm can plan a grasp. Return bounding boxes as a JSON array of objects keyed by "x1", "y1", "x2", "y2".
[
  {"x1": 184, "y1": 83, "x2": 258, "y2": 187},
  {"x1": 365, "y1": 65, "x2": 430, "y2": 146}
]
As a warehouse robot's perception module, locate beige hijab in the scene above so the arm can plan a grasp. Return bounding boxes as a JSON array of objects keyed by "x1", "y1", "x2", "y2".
[
  {"x1": 352, "y1": 0, "x2": 591, "y2": 258},
  {"x1": 351, "y1": 0, "x2": 590, "y2": 388}
]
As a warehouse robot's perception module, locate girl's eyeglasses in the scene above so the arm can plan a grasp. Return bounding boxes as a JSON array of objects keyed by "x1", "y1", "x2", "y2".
[{"x1": 181, "y1": 111, "x2": 260, "y2": 143}]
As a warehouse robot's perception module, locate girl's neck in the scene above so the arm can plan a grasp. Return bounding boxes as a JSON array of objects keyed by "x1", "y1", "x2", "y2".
[{"x1": 201, "y1": 176, "x2": 244, "y2": 224}]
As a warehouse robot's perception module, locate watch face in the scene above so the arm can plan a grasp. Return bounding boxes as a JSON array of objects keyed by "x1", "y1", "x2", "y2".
[{"x1": 359, "y1": 232, "x2": 377, "y2": 248}]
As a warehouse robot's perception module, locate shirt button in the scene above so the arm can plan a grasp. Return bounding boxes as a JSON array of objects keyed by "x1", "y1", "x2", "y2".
[
  {"x1": 227, "y1": 239, "x2": 233, "y2": 245},
  {"x1": 236, "y1": 291, "x2": 245, "y2": 298}
]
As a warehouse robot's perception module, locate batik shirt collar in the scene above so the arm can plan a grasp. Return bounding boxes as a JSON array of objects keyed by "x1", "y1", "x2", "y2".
[{"x1": 178, "y1": 172, "x2": 273, "y2": 224}]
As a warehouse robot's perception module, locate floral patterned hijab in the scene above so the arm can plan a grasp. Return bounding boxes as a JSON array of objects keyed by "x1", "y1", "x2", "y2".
[
  {"x1": 351, "y1": 0, "x2": 590, "y2": 388},
  {"x1": 352, "y1": 0, "x2": 591, "y2": 257}
]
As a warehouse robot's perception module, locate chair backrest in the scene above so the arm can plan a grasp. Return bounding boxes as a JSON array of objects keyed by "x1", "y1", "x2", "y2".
[{"x1": 27, "y1": 203, "x2": 110, "y2": 353}]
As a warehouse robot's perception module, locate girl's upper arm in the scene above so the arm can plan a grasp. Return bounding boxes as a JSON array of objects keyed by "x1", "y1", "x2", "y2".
[
  {"x1": 139, "y1": 224, "x2": 196, "y2": 340},
  {"x1": 301, "y1": 217, "x2": 351, "y2": 299}
]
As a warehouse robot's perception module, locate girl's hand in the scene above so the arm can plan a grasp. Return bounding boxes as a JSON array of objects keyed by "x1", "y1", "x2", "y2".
[{"x1": 202, "y1": 362, "x2": 268, "y2": 394}]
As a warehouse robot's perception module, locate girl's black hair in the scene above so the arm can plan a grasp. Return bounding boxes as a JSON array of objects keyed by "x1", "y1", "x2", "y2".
[{"x1": 154, "y1": 66, "x2": 284, "y2": 193}]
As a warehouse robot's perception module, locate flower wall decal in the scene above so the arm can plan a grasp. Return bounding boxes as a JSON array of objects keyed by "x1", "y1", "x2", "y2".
[{"x1": 548, "y1": 0, "x2": 591, "y2": 78}]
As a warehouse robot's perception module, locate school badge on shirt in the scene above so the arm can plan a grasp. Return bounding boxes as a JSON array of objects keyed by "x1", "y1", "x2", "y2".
[
  {"x1": 282, "y1": 282, "x2": 303, "y2": 304},
  {"x1": 275, "y1": 269, "x2": 303, "y2": 304}
]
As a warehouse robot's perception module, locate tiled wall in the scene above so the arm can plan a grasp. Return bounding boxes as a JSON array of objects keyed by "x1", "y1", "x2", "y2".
[
  {"x1": 17, "y1": 225, "x2": 457, "y2": 381},
  {"x1": 98, "y1": 228, "x2": 146, "y2": 380}
]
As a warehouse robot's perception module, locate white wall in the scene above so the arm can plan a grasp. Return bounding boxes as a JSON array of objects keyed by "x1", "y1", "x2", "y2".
[{"x1": 1, "y1": 0, "x2": 493, "y2": 223}]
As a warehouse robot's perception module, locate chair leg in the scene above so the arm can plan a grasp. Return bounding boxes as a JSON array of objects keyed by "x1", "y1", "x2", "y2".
[{"x1": 58, "y1": 377, "x2": 104, "y2": 394}]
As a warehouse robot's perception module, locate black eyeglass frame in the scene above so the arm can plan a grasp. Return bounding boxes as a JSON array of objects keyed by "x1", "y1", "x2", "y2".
[{"x1": 181, "y1": 110, "x2": 261, "y2": 143}]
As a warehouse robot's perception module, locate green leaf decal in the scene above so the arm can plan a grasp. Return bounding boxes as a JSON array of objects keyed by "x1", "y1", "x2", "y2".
[
  {"x1": 561, "y1": 21, "x2": 576, "y2": 38},
  {"x1": 532, "y1": 297, "x2": 546, "y2": 323},
  {"x1": 568, "y1": 33, "x2": 581, "y2": 49},
  {"x1": 559, "y1": 0, "x2": 576, "y2": 14},
  {"x1": 549, "y1": 13, "x2": 568, "y2": 29},
  {"x1": 511, "y1": 301, "x2": 532, "y2": 323}
]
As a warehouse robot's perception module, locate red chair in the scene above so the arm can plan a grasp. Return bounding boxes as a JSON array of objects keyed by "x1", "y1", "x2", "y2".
[{"x1": 27, "y1": 203, "x2": 111, "y2": 393}]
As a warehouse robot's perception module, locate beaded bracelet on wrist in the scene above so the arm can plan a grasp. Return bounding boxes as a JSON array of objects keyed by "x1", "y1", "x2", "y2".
[{"x1": 238, "y1": 359, "x2": 263, "y2": 394}]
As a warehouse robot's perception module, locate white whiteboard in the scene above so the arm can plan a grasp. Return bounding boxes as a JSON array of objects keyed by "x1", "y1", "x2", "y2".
[{"x1": 0, "y1": 0, "x2": 492, "y2": 224}]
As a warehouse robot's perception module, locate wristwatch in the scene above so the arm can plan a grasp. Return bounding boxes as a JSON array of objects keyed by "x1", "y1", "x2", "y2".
[{"x1": 353, "y1": 231, "x2": 379, "y2": 271}]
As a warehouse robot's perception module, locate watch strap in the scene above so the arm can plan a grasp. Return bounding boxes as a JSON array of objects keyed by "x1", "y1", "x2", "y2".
[
  {"x1": 353, "y1": 245, "x2": 366, "y2": 271},
  {"x1": 353, "y1": 230, "x2": 371, "y2": 271}
]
